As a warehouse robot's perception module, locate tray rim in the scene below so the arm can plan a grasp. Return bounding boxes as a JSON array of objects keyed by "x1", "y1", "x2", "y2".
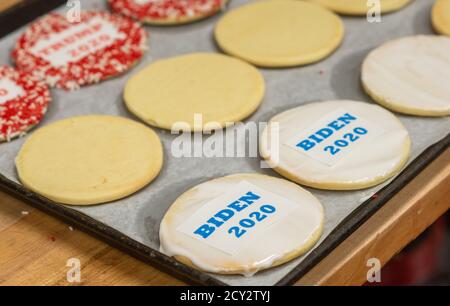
[{"x1": 0, "y1": 0, "x2": 449, "y2": 286}]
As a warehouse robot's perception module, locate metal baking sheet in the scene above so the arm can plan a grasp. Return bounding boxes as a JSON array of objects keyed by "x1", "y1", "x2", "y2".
[{"x1": 0, "y1": 0, "x2": 449, "y2": 286}]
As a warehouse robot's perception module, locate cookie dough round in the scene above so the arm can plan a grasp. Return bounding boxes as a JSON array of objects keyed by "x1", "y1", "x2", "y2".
[
  {"x1": 307, "y1": 0, "x2": 411, "y2": 15},
  {"x1": 214, "y1": 0, "x2": 344, "y2": 67},
  {"x1": 124, "y1": 53, "x2": 265, "y2": 132},
  {"x1": 108, "y1": 0, "x2": 228, "y2": 25},
  {"x1": 362, "y1": 35, "x2": 450, "y2": 116},
  {"x1": 432, "y1": 0, "x2": 450, "y2": 36},
  {"x1": 260, "y1": 101, "x2": 411, "y2": 190},
  {"x1": 160, "y1": 173, "x2": 324, "y2": 275},
  {"x1": 16, "y1": 116, "x2": 163, "y2": 205}
]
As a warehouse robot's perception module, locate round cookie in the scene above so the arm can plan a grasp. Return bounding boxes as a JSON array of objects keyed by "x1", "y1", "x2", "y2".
[
  {"x1": 108, "y1": 0, "x2": 228, "y2": 25},
  {"x1": 160, "y1": 173, "x2": 324, "y2": 275},
  {"x1": 432, "y1": 0, "x2": 450, "y2": 36},
  {"x1": 0, "y1": 66, "x2": 51, "y2": 142},
  {"x1": 362, "y1": 35, "x2": 450, "y2": 116},
  {"x1": 16, "y1": 116, "x2": 163, "y2": 205},
  {"x1": 214, "y1": 0, "x2": 344, "y2": 67},
  {"x1": 124, "y1": 53, "x2": 265, "y2": 132},
  {"x1": 307, "y1": 0, "x2": 411, "y2": 15},
  {"x1": 260, "y1": 101, "x2": 411, "y2": 190},
  {"x1": 13, "y1": 12, "x2": 147, "y2": 90}
]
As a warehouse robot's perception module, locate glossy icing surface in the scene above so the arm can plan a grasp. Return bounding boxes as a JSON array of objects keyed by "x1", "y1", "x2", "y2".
[
  {"x1": 160, "y1": 174, "x2": 324, "y2": 276},
  {"x1": 260, "y1": 101, "x2": 411, "y2": 190},
  {"x1": 362, "y1": 35, "x2": 450, "y2": 116}
]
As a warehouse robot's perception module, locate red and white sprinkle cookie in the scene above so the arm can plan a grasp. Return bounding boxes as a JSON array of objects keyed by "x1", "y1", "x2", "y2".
[
  {"x1": 108, "y1": 0, "x2": 228, "y2": 25},
  {"x1": 0, "y1": 66, "x2": 51, "y2": 142},
  {"x1": 12, "y1": 12, "x2": 147, "y2": 90}
]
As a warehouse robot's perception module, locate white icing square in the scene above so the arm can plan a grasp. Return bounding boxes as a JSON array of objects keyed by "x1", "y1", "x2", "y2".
[
  {"x1": 285, "y1": 108, "x2": 385, "y2": 166},
  {"x1": 177, "y1": 181, "x2": 297, "y2": 255}
]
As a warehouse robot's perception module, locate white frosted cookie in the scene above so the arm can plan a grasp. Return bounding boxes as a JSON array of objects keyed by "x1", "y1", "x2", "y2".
[
  {"x1": 260, "y1": 101, "x2": 411, "y2": 190},
  {"x1": 362, "y1": 35, "x2": 450, "y2": 116},
  {"x1": 432, "y1": 0, "x2": 450, "y2": 36},
  {"x1": 124, "y1": 53, "x2": 265, "y2": 132},
  {"x1": 214, "y1": 0, "x2": 344, "y2": 67},
  {"x1": 108, "y1": 0, "x2": 228, "y2": 25},
  {"x1": 160, "y1": 173, "x2": 324, "y2": 275},
  {"x1": 307, "y1": 0, "x2": 411, "y2": 15},
  {"x1": 16, "y1": 116, "x2": 163, "y2": 205}
]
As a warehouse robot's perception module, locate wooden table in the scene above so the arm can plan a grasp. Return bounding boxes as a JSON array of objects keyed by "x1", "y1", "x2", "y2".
[{"x1": 0, "y1": 0, "x2": 449, "y2": 286}]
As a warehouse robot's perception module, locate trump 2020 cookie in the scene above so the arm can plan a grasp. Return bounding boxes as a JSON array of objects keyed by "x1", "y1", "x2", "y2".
[
  {"x1": 13, "y1": 12, "x2": 147, "y2": 90},
  {"x1": 0, "y1": 65, "x2": 51, "y2": 142}
]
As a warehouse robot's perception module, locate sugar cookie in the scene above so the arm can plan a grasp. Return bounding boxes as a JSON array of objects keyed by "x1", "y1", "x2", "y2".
[
  {"x1": 0, "y1": 66, "x2": 51, "y2": 142},
  {"x1": 362, "y1": 35, "x2": 450, "y2": 116},
  {"x1": 214, "y1": 0, "x2": 344, "y2": 67},
  {"x1": 260, "y1": 101, "x2": 411, "y2": 190},
  {"x1": 432, "y1": 0, "x2": 450, "y2": 36},
  {"x1": 160, "y1": 173, "x2": 324, "y2": 275},
  {"x1": 13, "y1": 12, "x2": 147, "y2": 90},
  {"x1": 124, "y1": 53, "x2": 265, "y2": 132},
  {"x1": 16, "y1": 116, "x2": 163, "y2": 205},
  {"x1": 108, "y1": 0, "x2": 228, "y2": 25},
  {"x1": 307, "y1": 0, "x2": 411, "y2": 15}
]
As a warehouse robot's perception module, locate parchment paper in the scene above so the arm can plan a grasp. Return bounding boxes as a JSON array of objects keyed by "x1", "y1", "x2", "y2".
[{"x1": 0, "y1": 0, "x2": 449, "y2": 286}]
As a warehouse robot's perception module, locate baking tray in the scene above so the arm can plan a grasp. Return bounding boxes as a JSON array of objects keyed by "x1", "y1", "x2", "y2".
[{"x1": 0, "y1": 0, "x2": 449, "y2": 286}]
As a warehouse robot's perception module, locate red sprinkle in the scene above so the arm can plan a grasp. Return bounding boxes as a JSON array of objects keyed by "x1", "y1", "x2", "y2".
[
  {"x1": 371, "y1": 194, "x2": 379, "y2": 199},
  {"x1": 108, "y1": 0, "x2": 226, "y2": 23},
  {"x1": 0, "y1": 65, "x2": 51, "y2": 142},
  {"x1": 49, "y1": 236, "x2": 56, "y2": 242},
  {"x1": 12, "y1": 12, "x2": 147, "y2": 90}
]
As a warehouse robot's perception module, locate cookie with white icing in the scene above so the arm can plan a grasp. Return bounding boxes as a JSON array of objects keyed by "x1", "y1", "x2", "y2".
[
  {"x1": 214, "y1": 0, "x2": 344, "y2": 67},
  {"x1": 260, "y1": 101, "x2": 411, "y2": 190},
  {"x1": 362, "y1": 35, "x2": 450, "y2": 116},
  {"x1": 432, "y1": 0, "x2": 450, "y2": 36},
  {"x1": 124, "y1": 53, "x2": 265, "y2": 132},
  {"x1": 13, "y1": 12, "x2": 147, "y2": 90},
  {"x1": 16, "y1": 115, "x2": 163, "y2": 205},
  {"x1": 160, "y1": 173, "x2": 324, "y2": 276},
  {"x1": 307, "y1": 0, "x2": 411, "y2": 15},
  {"x1": 109, "y1": 0, "x2": 228, "y2": 25},
  {"x1": 0, "y1": 66, "x2": 51, "y2": 142}
]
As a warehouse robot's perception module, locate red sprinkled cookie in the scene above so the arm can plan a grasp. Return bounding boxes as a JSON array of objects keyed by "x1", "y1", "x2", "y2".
[
  {"x1": 0, "y1": 66, "x2": 51, "y2": 142},
  {"x1": 108, "y1": 0, "x2": 228, "y2": 25},
  {"x1": 12, "y1": 12, "x2": 147, "y2": 90}
]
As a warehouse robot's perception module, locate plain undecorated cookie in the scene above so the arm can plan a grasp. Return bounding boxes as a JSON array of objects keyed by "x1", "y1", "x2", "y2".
[
  {"x1": 362, "y1": 35, "x2": 450, "y2": 116},
  {"x1": 260, "y1": 101, "x2": 411, "y2": 190},
  {"x1": 124, "y1": 53, "x2": 265, "y2": 132},
  {"x1": 16, "y1": 115, "x2": 163, "y2": 205},
  {"x1": 308, "y1": 0, "x2": 411, "y2": 15},
  {"x1": 160, "y1": 173, "x2": 324, "y2": 275},
  {"x1": 432, "y1": 0, "x2": 450, "y2": 36},
  {"x1": 214, "y1": 0, "x2": 344, "y2": 67}
]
